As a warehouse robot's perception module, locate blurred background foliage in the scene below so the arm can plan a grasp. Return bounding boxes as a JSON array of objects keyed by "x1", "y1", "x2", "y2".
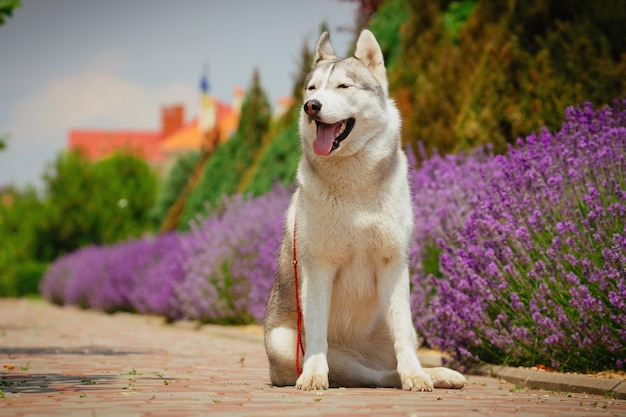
[
  {"x1": 1, "y1": 151, "x2": 157, "y2": 296},
  {"x1": 0, "y1": 0, "x2": 20, "y2": 26},
  {"x1": 2, "y1": 0, "x2": 625, "y2": 297},
  {"x1": 149, "y1": 150, "x2": 201, "y2": 229},
  {"x1": 241, "y1": 40, "x2": 313, "y2": 196},
  {"x1": 383, "y1": 0, "x2": 626, "y2": 155}
]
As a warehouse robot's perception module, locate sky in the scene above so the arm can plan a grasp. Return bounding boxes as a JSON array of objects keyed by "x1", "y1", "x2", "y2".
[{"x1": 0, "y1": 0, "x2": 359, "y2": 189}]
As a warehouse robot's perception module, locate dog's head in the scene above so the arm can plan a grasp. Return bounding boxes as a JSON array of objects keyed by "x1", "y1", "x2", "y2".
[{"x1": 300, "y1": 30, "x2": 391, "y2": 158}]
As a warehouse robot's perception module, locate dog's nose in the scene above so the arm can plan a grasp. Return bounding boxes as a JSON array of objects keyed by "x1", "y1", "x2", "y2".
[{"x1": 303, "y1": 99, "x2": 322, "y2": 116}]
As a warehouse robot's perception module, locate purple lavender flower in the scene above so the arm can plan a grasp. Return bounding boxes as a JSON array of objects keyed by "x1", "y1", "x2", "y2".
[
  {"x1": 40, "y1": 233, "x2": 189, "y2": 319},
  {"x1": 410, "y1": 98, "x2": 626, "y2": 371},
  {"x1": 172, "y1": 183, "x2": 291, "y2": 323},
  {"x1": 127, "y1": 233, "x2": 189, "y2": 319}
]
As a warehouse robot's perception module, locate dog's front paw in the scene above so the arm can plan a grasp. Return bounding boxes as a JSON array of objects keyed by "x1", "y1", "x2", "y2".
[
  {"x1": 295, "y1": 372, "x2": 329, "y2": 391},
  {"x1": 400, "y1": 370, "x2": 434, "y2": 392}
]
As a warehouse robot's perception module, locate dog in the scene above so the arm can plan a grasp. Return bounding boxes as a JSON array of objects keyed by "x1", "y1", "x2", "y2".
[{"x1": 263, "y1": 29, "x2": 467, "y2": 391}]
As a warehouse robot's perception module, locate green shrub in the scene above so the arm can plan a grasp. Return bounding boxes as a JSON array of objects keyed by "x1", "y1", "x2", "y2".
[
  {"x1": 0, "y1": 186, "x2": 47, "y2": 296},
  {"x1": 150, "y1": 150, "x2": 201, "y2": 227},
  {"x1": 38, "y1": 151, "x2": 158, "y2": 255},
  {"x1": 13, "y1": 260, "x2": 47, "y2": 295},
  {"x1": 0, "y1": 150, "x2": 158, "y2": 297}
]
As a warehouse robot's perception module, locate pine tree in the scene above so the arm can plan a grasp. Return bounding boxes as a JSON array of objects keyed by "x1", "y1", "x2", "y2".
[
  {"x1": 180, "y1": 68, "x2": 272, "y2": 228},
  {"x1": 244, "y1": 41, "x2": 313, "y2": 195}
]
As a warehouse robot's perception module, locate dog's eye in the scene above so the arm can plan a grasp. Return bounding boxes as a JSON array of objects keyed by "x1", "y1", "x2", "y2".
[
  {"x1": 337, "y1": 84, "x2": 350, "y2": 89},
  {"x1": 307, "y1": 85, "x2": 316, "y2": 91}
]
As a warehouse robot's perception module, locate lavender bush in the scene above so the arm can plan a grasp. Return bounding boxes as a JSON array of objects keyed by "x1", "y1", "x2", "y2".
[
  {"x1": 171, "y1": 183, "x2": 291, "y2": 323},
  {"x1": 410, "y1": 99, "x2": 625, "y2": 371},
  {"x1": 40, "y1": 233, "x2": 189, "y2": 318},
  {"x1": 40, "y1": 184, "x2": 291, "y2": 323},
  {"x1": 40, "y1": 245, "x2": 100, "y2": 307},
  {"x1": 40, "y1": 99, "x2": 624, "y2": 372},
  {"x1": 406, "y1": 142, "x2": 501, "y2": 288}
]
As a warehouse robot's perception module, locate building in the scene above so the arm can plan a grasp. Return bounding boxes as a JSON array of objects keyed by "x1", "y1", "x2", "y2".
[
  {"x1": 68, "y1": 75, "x2": 243, "y2": 175},
  {"x1": 160, "y1": 87, "x2": 243, "y2": 165}
]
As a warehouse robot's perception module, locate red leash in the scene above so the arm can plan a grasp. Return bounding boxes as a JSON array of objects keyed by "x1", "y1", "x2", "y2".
[{"x1": 293, "y1": 216, "x2": 305, "y2": 375}]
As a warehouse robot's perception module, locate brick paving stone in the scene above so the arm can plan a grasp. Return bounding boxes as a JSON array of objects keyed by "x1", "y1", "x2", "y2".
[{"x1": 1, "y1": 298, "x2": 625, "y2": 416}]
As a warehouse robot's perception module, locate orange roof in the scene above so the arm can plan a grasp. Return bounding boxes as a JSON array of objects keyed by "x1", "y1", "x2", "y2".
[
  {"x1": 160, "y1": 119, "x2": 203, "y2": 152},
  {"x1": 160, "y1": 101, "x2": 238, "y2": 153},
  {"x1": 67, "y1": 94, "x2": 241, "y2": 166},
  {"x1": 68, "y1": 130, "x2": 165, "y2": 163},
  {"x1": 214, "y1": 100, "x2": 239, "y2": 141}
]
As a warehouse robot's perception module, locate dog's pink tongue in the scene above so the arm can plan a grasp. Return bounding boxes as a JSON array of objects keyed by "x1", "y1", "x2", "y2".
[{"x1": 313, "y1": 122, "x2": 340, "y2": 156}]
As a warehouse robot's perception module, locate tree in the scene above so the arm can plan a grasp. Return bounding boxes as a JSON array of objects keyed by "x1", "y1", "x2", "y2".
[
  {"x1": 181, "y1": 68, "x2": 271, "y2": 227},
  {"x1": 368, "y1": 0, "x2": 409, "y2": 68},
  {"x1": 0, "y1": 133, "x2": 8, "y2": 151},
  {"x1": 0, "y1": 0, "x2": 20, "y2": 26},
  {"x1": 386, "y1": 0, "x2": 626, "y2": 156},
  {"x1": 235, "y1": 68, "x2": 272, "y2": 157},
  {"x1": 150, "y1": 150, "x2": 201, "y2": 230},
  {"x1": 243, "y1": 40, "x2": 313, "y2": 195}
]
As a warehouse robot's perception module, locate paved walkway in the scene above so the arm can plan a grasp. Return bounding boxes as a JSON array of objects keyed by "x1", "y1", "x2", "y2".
[{"x1": 1, "y1": 298, "x2": 624, "y2": 417}]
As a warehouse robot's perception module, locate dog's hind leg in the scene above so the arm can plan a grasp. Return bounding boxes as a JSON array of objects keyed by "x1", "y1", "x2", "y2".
[{"x1": 265, "y1": 326, "x2": 299, "y2": 387}]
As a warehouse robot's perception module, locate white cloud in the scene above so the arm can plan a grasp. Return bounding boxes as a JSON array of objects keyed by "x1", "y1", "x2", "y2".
[
  {"x1": 1, "y1": 60, "x2": 197, "y2": 188},
  {"x1": 86, "y1": 50, "x2": 127, "y2": 74},
  {"x1": 8, "y1": 69, "x2": 197, "y2": 148}
]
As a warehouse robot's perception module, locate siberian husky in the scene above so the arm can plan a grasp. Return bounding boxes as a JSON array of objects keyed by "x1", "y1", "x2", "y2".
[{"x1": 263, "y1": 30, "x2": 466, "y2": 391}]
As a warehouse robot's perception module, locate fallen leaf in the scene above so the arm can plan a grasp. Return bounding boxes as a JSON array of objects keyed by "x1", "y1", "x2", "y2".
[
  {"x1": 3, "y1": 365, "x2": 15, "y2": 370},
  {"x1": 535, "y1": 364, "x2": 557, "y2": 372}
]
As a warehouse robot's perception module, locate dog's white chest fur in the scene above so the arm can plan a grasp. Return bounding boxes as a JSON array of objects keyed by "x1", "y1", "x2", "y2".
[{"x1": 296, "y1": 178, "x2": 412, "y2": 344}]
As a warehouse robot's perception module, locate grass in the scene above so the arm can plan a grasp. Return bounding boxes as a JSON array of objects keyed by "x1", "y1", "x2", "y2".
[
  {"x1": 122, "y1": 378, "x2": 136, "y2": 391},
  {"x1": 124, "y1": 368, "x2": 139, "y2": 376}
]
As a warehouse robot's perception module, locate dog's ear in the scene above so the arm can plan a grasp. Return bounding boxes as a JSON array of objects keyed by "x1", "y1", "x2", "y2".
[
  {"x1": 354, "y1": 29, "x2": 387, "y2": 93},
  {"x1": 313, "y1": 31, "x2": 335, "y2": 64}
]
